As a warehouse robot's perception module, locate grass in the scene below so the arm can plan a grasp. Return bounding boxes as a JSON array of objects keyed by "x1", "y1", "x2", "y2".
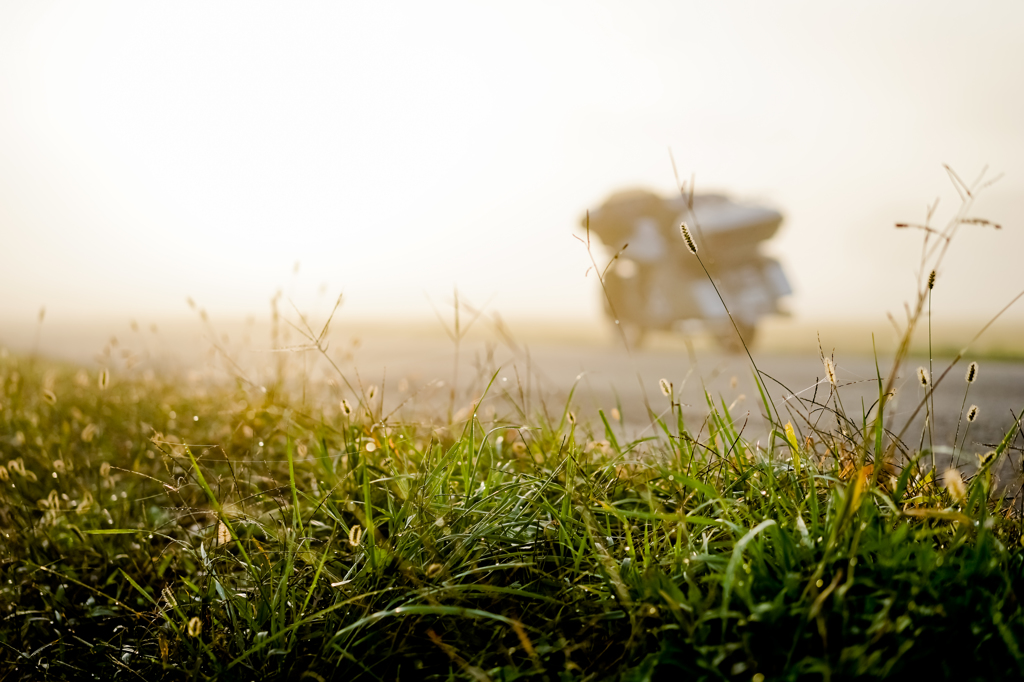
[{"x1": 3, "y1": 170, "x2": 1024, "y2": 681}]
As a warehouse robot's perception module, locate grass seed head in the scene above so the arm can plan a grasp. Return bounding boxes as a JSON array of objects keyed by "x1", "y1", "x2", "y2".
[
  {"x1": 567, "y1": 411, "x2": 576, "y2": 425},
  {"x1": 340, "y1": 399, "x2": 352, "y2": 417},
  {"x1": 917, "y1": 366, "x2": 929, "y2": 388},
  {"x1": 928, "y1": 270, "x2": 936, "y2": 290},
  {"x1": 81, "y1": 423, "x2": 98, "y2": 442},
  {"x1": 76, "y1": 490, "x2": 94, "y2": 515},
  {"x1": 161, "y1": 586, "x2": 177, "y2": 609},
  {"x1": 98, "y1": 369, "x2": 109, "y2": 391},
  {"x1": 967, "y1": 404, "x2": 979, "y2": 422},
  {"x1": 42, "y1": 389, "x2": 56, "y2": 405},
  {"x1": 824, "y1": 358, "x2": 837, "y2": 386},
  {"x1": 99, "y1": 461, "x2": 111, "y2": 478},
  {"x1": 680, "y1": 223, "x2": 698, "y2": 254},
  {"x1": 0, "y1": 466, "x2": 7, "y2": 482},
  {"x1": 978, "y1": 450, "x2": 997, "y2": 468},
  {"x1": 945, "y1": 469, "x2": 967, "y2": 504},
  {"x1": 217, "y1": 521, "x2": 231, "y2": 546},
  {"x1": 187, "y1": 617, "x2": 202, "y2": 638},
  {"x1": 966, "y1": 361, "x2": 978, "y2": 384},
  {"x1": 347, "y1": 524, "x2": 363, "y2": 547},
  {"x1": 659, "y1": 378, "x2": 672, "y2": 397}
]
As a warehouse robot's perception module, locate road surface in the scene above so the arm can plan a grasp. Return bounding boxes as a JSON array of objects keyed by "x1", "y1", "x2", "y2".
[{"x1": 4, "y1": 318, "x2": 1023, "y2": 491}]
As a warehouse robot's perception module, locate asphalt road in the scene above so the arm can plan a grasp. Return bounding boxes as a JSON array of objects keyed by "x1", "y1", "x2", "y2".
[
  {"x1": 5, "y1": 320, "x2": 1024, "y2": 491},
  {"x1": 344, "y1": 336, "x2": 1024, "y2": 480}
]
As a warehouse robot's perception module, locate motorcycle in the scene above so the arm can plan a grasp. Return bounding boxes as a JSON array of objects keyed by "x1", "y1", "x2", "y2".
[{"x1": 584, "y1": 189, "x2": 791, "y2": 351}]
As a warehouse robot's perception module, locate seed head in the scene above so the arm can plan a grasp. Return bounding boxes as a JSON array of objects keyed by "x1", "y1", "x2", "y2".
[
  {"x1": 217, "y1": 521, "x2": 231, "y2": 546},
  {"x1": 927, "y1": 270, "x2": 936, "y2": 290},
  {"x1": 917, "y1": 367, "x2": 929, "y2": 388},
  {"x1": 99, "y1": 461, "x2": 111, "y2": 478},
  {"x1": 98, "y1": 369, "x2": 110, "y2": 390},
  {"x1": 680, "y1": 223, "x2": 698, "y2": 254},
  {"x1": 340, "y1": 399, "x2": 352, "y2": 417},
  {"x1": 945, "y1": 469, "x2": 967, "y2": 504},
  {"x1": 978, "y1": 450, "x2": 997, "y2": 468},
  {"x1": 824, "y1": 358, "x2": 837, "y2": 386},
  {"x1": 967, "y1": 404, "x2": 979, "y2": 422},
  {"x1": 567, "y1": 411, "x2": 576, "y2": 425},
  {"x1": 81, "y1": 423, "x2": 98, "y2": 442},
  {"x1": 42, "y1": 389, "x2": 56, "y2": 405},
  {"x1": 425, "y1": 563, "x2": 443, "y2": 578},
  {"x1": 659, "y1": 378, "x2": 672, "y2": 397},
  {"x1": 161, "y1": 586, "x2": 177, "y2": 609},
  {"x1": 187, "y1": 617, "x2": 202, "y2": 638},
  {"x1": 966, "y1": 362, "x2": 978, "y2": 384},
  {"x1": 347, "y1": 524, "x2": 363, "y2": 547}
]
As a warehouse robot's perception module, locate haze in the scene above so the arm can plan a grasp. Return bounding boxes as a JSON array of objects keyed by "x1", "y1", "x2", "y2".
[{"x1": 2, "y1": 2, "x2": 1023, "y2": 336}]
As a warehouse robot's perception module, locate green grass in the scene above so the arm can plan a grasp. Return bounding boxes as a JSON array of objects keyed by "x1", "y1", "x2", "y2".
[
  {"x1": 1, "y1": 346, "x2": 1023, "y2": 681},
  {"x1": 3, "y1": 168, "x2": 1024, "y2": 680}
]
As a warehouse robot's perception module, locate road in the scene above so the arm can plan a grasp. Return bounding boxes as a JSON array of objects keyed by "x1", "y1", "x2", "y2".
[
  {"x1": 4, "y1": 318, "x2": 1024, "y2": 491},
  {"x1": 340, "y1": 335, "x2": 1024, "y2": 486}
]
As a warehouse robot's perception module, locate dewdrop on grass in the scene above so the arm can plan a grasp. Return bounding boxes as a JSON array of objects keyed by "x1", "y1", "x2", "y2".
[
  {"x1": 967, "y1": 405, "x2": 979, "y2": 422},
  {"x1": 966, "y1": 362, "x2": 978, "y2": 384},
  {"x1": 680, "y1": 223, "x2": 698, "y2": 254},
  {"x1": 917, "y1": 367, "x2": 930, "y2": 387}
]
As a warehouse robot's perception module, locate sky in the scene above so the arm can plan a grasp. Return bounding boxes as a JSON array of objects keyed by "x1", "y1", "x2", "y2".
[{"x1": 1, "y1": 1, "x2": 1022, "y2": 329}]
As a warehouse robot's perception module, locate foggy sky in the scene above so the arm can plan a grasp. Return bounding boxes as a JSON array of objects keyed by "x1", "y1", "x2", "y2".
[{"x1": 2, "y1": 1, "x2": 1022, "y2": 329}]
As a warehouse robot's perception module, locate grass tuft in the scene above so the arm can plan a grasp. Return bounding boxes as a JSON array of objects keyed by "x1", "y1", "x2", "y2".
[{"x1": 2, "y1": 170, "x2": 1024, "y2": 680}]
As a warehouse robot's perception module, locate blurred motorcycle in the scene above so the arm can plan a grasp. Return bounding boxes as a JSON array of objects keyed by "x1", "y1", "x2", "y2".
[{"x1": 583, "y1": 189, "x2": 791, "y2": 351}]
